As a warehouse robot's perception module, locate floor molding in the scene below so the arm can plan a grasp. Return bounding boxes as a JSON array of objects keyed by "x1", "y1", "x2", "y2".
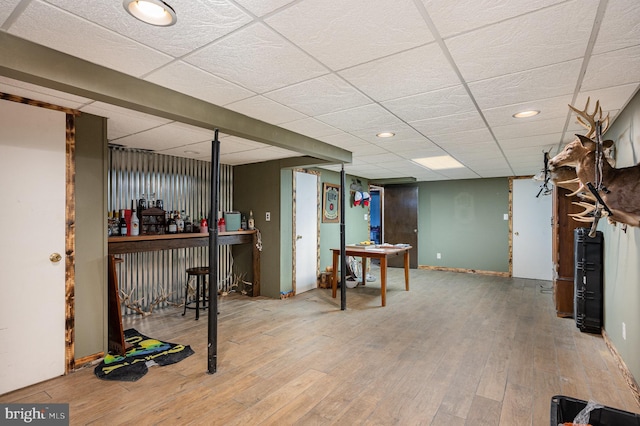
[
  {"x1": 603, "y1": 329, "x2": 640, "y2": 407},
  {"x1": 419, "y1": 265, "x2": 509, "y2": 277}
]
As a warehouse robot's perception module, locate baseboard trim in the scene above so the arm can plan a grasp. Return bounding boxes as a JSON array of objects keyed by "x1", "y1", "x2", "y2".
[
  {"x1": 603, "y1": 329, "x2": 640, "y2": 408},
  {"x1": 74, "y1": 352, "x2": 104, "y2": 369},
  {"x1": 418, "y1": 265, "x2": 509, "y2": 277}
]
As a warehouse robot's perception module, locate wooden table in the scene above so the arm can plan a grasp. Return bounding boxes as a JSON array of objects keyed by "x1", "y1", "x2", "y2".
[{"x1": 331, "y1": 245, "x2": 412, "y2": 306}]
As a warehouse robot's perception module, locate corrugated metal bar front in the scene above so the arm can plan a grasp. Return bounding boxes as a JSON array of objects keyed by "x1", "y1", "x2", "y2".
[{"x1": 108, "y1": 147, "x2": 234, "y2": 315}]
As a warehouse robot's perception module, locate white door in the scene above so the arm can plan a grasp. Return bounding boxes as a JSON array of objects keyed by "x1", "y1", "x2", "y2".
[
  {"x1": 294, "y1": 171, "x2": 318, "y2": 294},
  {"x1": 0, "y1": 100, "x2": 67, "y2": 394},
  {"x1": 512, "y1": 178, "x2": 552, "y2": 280}
]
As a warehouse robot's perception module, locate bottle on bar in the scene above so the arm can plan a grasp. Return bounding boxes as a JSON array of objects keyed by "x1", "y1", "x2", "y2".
[
  {"x1": 130, "y1": 207, "x2": 140, "y2": 236},
  {"x1": 176, "y1": 210, "x2": 184, "y2": 233},
  {"x1": 248, "y1": 210, "x2": 255, "y2": 230},
  {"x1": 113, "y1": 210, "x2": 120, "y2": 236},
  {"x1": 119, "y1": 209, "x2": 128, "y2": 236},
  {"x1": 168, "y1": 212, "x2": 177, "y2": 234}
]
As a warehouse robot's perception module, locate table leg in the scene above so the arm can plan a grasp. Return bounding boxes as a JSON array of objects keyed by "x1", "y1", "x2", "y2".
[
  {"x1": 331, "y1": 250, "x2": 339, "y2": 299},
  {"x1": 404, "y1": 250, "x2": 410, "y2": 291},
  {"x1": 361, "y1": 256, "x2": 366, "y2": 285},
  {"x1": 380, "y1": 256, "x2": 387, "y2": 307}
]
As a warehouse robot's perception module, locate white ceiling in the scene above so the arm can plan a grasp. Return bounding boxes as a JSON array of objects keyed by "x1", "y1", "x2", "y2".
[{"x1": 1, "y1": 0, "x2": 639, "y2": 181}]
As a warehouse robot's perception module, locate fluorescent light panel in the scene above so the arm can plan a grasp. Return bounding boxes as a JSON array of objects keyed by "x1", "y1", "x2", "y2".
[{"x1": 412, "y1": 155, "x2": 465, "y2": 170}]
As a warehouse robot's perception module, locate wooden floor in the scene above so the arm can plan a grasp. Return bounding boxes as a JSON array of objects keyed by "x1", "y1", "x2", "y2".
[{"x1": 2, "y1": 267, "x2": 639, "y2": 425}]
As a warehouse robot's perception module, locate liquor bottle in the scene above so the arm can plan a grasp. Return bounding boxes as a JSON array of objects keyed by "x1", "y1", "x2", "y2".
[
  {"x1": 241, "y1": 214, "x2": 247, "y2": 230},
  {"x1": 168, "y1": 212, "x2": 177, "y2": 234},
  {"x1": 113, "y1": 210, "x2": 120, "y2": 236},
  {"x1": 130, "y1": 208, "x2": 140, "y2": 236},
  {"x1": 248, "y1": 210, "x2": 255, "y2": 230},
  {"x1": 200, "y1": 215, "x2": 208, "y2": 234},
  {"x1": 119, "y1": 209, "x2": 128, "y2": 236},
  {"x1": 107, "y1": 210, "x2": 113, "y2": 237},
  {"x1": 176, "y1": 210, "x2": 185, "y2": 233},
  {"x1": 218, "y1": 215, "x2": 226, "y2": 233},
  {"x1": 184, "y1": 213, "x2": 192, "y2": 233}
]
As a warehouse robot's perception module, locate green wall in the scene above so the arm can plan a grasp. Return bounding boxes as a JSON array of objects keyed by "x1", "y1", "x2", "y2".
[
  {"x1": 74, "y1": 112, "x2": 108, "y2": 358},
  {"x1": 598, "y1": 88, "x2": 640, "y2": 383},
  {"x1": 318, "y1": 170, "x2": 371, "y2": 271},
  {"x1": 417, "y1": 178, "x2": 510, "y2": 272}
]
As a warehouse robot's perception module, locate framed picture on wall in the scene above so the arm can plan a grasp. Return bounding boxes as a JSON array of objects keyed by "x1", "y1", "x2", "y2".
[{"x1": 322, "y1": 183, "x2": 340, "y2": 223}]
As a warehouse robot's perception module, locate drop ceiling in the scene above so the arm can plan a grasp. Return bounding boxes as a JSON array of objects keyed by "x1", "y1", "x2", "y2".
[{"x1": 1, "y1": 0, "x2": 639, "y2": 182}]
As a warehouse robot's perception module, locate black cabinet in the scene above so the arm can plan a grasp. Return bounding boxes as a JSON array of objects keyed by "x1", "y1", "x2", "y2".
[{"x1": 574, "y1": 228, "x2": 604, "y2": 333}]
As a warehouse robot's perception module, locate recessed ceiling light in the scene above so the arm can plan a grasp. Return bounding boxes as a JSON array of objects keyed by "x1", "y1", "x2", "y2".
[
  {"x1": 412, "y1": 156, "x2": 465, "y2": 170},
  {"x1": 123, "y1": 0, "x2": 177, "y2": 26},
  {"x1": 376, "y1": 132, "x2": 395, "y2": 138},
  {"x1": 513, "y1": 110, "x2": 540, "y2": 118},
  {"x1": 184, "y1": 150, "x2": 199, "y2": 155}
]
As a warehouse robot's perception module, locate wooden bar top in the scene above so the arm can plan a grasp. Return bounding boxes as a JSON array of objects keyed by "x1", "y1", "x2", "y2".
[{"x1": 108, "y1": 230, "x2": 257, "y2": 254}]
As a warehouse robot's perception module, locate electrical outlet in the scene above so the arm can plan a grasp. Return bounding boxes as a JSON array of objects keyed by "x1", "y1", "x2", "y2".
[
  {"x1": 436, "y1": 253, "x2": 441, "y2": 259},
  {"x1": 503, "y1": 213, "x2": 509, "y2": 220},
  {"x1": 265, "y1": 212, "x2": 271, "y2": 221},
  {"x1": 364, "y1": 213, "x2": 368, "y2": 220},
  {"x1": 623, "y1": 322, "x2": 627, "y2": 340}
]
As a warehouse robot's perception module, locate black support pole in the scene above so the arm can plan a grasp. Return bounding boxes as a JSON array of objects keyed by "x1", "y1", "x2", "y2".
[
  {"x1": 207, "y1": 130, "x2": 220, "y2": 374},
  {"x1": 340, "y1": 164, "x2": 346, "y2": 310}
]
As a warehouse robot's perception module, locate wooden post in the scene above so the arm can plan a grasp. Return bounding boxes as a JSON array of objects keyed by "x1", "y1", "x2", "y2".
[
  {"x1": 340, "y1": 164, "x2": 346, "y2": 310},
  {"x1": 207, "y1": 131, "x2": 220, "y2": 374}
]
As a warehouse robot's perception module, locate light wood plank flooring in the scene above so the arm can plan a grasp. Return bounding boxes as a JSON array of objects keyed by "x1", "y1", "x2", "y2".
[{"x1": 2, "y1": 267, "x2": 639, "y2": 425}]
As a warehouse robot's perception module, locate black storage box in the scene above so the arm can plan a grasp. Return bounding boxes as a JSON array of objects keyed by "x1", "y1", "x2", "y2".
[
  {"x1": 574, "y1": 228, "x2": 604, "y2": 333},
  {"x1": 551, "y1": 395, "x2": 640, "y2": 425}
]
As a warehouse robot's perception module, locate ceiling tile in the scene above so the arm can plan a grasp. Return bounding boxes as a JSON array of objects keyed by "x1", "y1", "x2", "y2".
[
  {"x1": 265, "y1": 0, "x2": 433, "y2": 70},
  {"x1": 482, "y1": 95, "x2": 574, "y2": 128},
  {"x1": 445, "y1": 0, "x2": 599, "y2": 82},
  {"x1": 493, "y1": 117, "x2": 567, "y2": 140},
  {"x1": 350, "y1": 144, "x2": 388, "y2": 156},
  {"x1": 592, "y1": 0, "x2": 640, "y2": 55},
  {"x1": 383, "y1": 85, "x2": 476, "y2": 122},
  {"x1": 316, "y1": 104, "x2": 404, "y2": 133},
  {"x1": 225, "y1": 95, "x2": 307, "y2": 124},
  {"x1": 264, "y1": 74, "x2": 371, "y2": 116},
  {"x1": 115, "y1": 122, "x2": 215, "y2": 151},
  {"x1": 575, "y1": 84, "x2": 639, "y2": 119},
  {"x1": 185, "y1": 23, "x2": 328, "y2": 93},
  {"x1": 351, "y1": 123, "x2": 427, "y2": 144},
  {"x1": 0, "y1": 76, "x2": 91, "y2": 109},
  {"x1": 410, "y1": 111, "x2": 486, "y2": 137},
  {"x1": 319, "y1": 133, "x2": 370, "y2": 149},
  {"x1": 430, "y1": 128, "x2": 494, "y2": 146},
  {"x1": 228, "y1": 0, "x2": 296, "y2": 17},
  {"x1": 279, "y1": 118, "x2": 341, "y2": 138},
  {"x1": 423, "y1": 0, "x2": 565, "y2": 38},
  {"x1": 581, "y1": 45, "x2": 640, "y2": 92},
  {"x1": 45, "y1": 0, "x2": 252, "y2": 57},
  {"x1": 470, "y1": 59, "x2": 582, "y2": 110},
  {"x1": 0, "y1": 0, "x2": 24, "y2": 24},
  {"x1": 80, "y1": 102, "x2": 173, "y2": 140},
  {"x1": 9, "y1": 1, "x2": 173, "y2": 77},
  {"x1": 145, "y1": 61, "x2": 255, "y2": 106},
  {"x1": 338, "y1": 43, "x2": 460, "y2": 102}
]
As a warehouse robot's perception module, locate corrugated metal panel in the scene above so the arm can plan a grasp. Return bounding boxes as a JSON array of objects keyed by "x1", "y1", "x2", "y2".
[{"x1": 108, "y1": 147, "x2": 234, "y2": 315}]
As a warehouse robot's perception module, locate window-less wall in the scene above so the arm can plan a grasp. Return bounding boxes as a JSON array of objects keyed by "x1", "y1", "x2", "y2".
[
  {"x1": 418, "y1": 178, "x2": 510, "y2": 272},
  {"x1": 108, "y1": 148, "x2": 234, "y2": 313},
  {"x1": 599, "y1": 88, "x2": 640, "y2": 387}
]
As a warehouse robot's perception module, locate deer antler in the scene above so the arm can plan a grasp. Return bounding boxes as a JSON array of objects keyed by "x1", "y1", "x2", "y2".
[
  {"x1": 568, "y1": 97, "x2": 610, "y2": 138},
  {"x1": 120, "y1": 288, "x2": 175, "y2": 316}
]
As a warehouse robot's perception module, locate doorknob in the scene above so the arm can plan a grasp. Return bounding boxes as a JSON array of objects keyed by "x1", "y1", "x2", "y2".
[
  {"x1": 50, "y1": 253, "x2": 62, "y2": 262},
  {"x1": 296, "y1": 235, "x2": 302, "y2": 240}
]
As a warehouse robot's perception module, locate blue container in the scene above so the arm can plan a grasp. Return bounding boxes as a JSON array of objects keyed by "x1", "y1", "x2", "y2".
[{"x1": 224, "y1": 211, "x2": 241, "y2": 231}]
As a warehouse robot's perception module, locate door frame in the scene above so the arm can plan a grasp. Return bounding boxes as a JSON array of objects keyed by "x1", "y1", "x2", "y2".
[
  {"x1": 292, "y1": 169, "x2": 320, "y2": 295},
  {"x1": 1, "y1": 93, "x2": 77, "y2": 373}
]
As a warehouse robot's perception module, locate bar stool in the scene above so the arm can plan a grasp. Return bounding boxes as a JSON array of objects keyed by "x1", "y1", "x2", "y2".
[{"x1": 182, "y1": 267, "x2": 209, "y2": 320}]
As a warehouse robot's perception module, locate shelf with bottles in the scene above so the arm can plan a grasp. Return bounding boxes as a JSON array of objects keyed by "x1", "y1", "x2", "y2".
[{"x1": 140, "y1": 207, "x2": 166, "y2": 235}]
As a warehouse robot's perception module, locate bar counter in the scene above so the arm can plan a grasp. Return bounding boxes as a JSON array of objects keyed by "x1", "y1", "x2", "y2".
[{"x1": 108, "y1": 230, "x2": 260, "y2": 296}]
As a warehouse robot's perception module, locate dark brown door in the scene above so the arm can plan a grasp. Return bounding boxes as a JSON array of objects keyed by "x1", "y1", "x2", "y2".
[{"x1": 383, "y1": 184, "x2": 418, "y2": 268}]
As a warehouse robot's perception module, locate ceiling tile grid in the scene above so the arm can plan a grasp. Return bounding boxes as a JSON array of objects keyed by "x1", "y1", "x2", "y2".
[{"x1": 1, "y1": 0, "x2": 640, "y2": 181}]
